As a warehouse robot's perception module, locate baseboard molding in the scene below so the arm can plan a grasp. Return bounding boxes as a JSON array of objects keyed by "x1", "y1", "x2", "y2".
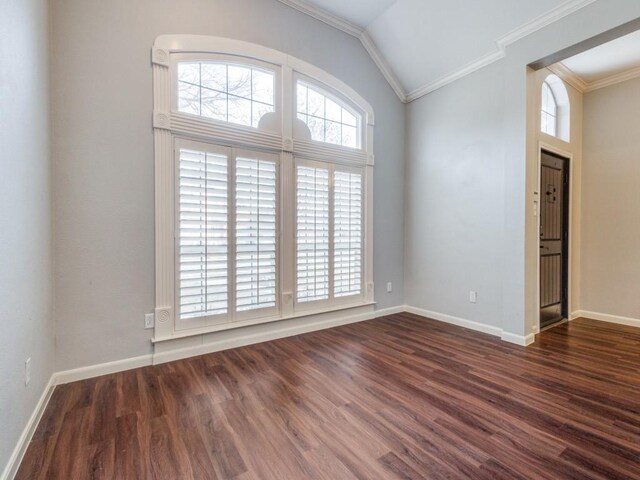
[
  {"x1": 51, "y1": 305, "x2": 406, "y2": 384},
  {"x1": 375, "y1": 305, "x2": 406, "y2": 317},
  {"x1": 404, "y1": 305, "x2": 535, "y2": 346},
  {"x1": 572, "y1": 310, "x2": 640, "y2": 328},
  {"x1": 54, "y1": 354, "x2": 153, "y2": 385},
  {"x1": 404, "y1": 305, "x2": 503, "y2": 337},
  {"x1": 153, "y1": 305, "x2": 389, "y2": 365},
  {"x1": 1, "y1": 375, "x2": 56, "y2": 480},
  {"x1": 501, "y1": 331, "x2": 536, "y2": 346}
]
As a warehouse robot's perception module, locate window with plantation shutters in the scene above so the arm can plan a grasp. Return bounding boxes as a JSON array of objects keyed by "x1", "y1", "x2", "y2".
[
  {"x1": 334, "y1": 170, "x2": 362, "y2": 297},
  {"x1": 178, "y1": 147, "x2": 229, "y2": 320},
  {"x1": 154, "y1": 39, "x2": 375, "y2": 341},
  {"x1": 295, "y1": 162, "x2": 364, "y2": 305},
  {"x1": 235, "y1": 155, "x2": 278, "y2": 312},
  {"x1": 296, "y1": 165, "x2": 330, "y2": 303}
]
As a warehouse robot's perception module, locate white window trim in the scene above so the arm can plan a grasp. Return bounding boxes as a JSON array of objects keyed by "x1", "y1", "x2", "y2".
[{"x1": 152, "y1": 35, "x2": 374, "y2": 343}]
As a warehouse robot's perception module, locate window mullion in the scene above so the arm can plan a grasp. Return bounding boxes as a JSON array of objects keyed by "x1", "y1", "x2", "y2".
[
  {"x1": 228, "y1": 150, "x2": 237, "y2": 319},
  {"x1": 328, "y1": 164, "x2": 335, "y2": 301}
]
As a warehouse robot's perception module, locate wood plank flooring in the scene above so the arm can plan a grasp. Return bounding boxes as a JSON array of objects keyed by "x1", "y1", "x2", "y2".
[{"x1": 16, "y1": 314, "x2": 640, "y2": 479}]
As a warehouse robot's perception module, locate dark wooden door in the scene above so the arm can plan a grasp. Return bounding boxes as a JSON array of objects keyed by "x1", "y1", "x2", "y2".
[{"x1": 540, "y1": 151, "x2": 569, "y2": 328}]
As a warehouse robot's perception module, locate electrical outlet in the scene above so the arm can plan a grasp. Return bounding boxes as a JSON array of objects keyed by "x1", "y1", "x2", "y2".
[
  {"x1": 144, "y1": 313, "x2": 155, "y2": 329},
  {"x1": 469, "y1": 291, "x2": 478, "y2": 304},
  {"x1": 25, "y1": 358, "x2": 31, "y2": 386},
  {"x1": 387, "y1": 282, "x2": 393, "y2": 293}
]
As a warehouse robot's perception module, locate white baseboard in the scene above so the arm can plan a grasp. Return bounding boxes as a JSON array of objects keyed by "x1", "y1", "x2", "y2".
[
  {"x1": 375, "y1": 305, "x2": 406, "y2": 317},
  {"x1": 501, "y1": 331, "x2": 536, "y2": 346},
  {"x1": 404, "y1": 305, "x2": 503, "y2": 337},
  {"x1": 572, "y1": 310, "x2": 640, "y2": 328},
  {"x1": 1, "y1": 375, "x2": 56, "y2": 480},
  {"x1": 153, "y1": 305, "x2": 384, "y2": 365},
  {"x1": 404, "y1": 305, "x2": 535, "y2": 346},
  {"x1": 54, "y1": 354, "x2": 153, "y2": 385}
]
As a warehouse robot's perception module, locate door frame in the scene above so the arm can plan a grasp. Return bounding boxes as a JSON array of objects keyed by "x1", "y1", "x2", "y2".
[{"x1": 536, "y1": 141, "x2": 573, "y2": 332}]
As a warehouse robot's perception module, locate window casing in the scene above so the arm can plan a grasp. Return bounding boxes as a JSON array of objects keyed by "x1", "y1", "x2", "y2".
[{"x1": 152, "y1": 36, "x2": 374, "y2": 342}]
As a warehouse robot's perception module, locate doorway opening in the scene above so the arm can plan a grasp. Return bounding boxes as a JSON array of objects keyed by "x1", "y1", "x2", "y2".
[{"x1": 539, "y1": 150, "x2": 570, "y2": 330}]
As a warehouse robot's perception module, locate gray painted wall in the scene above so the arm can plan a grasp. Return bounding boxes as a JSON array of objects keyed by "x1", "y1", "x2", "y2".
[
  {"x1": 581, "y1": 76, "x2": 640, "y2": 320},
  {"x1": 0, "y1": 0, "x2": 53, "y2": 472},
  {"x1": 51, "y1": 0, "x2": 405, "y2": 371},
  {"x1": 405, "y1": 0, "x2": 640, "y2": 337}
]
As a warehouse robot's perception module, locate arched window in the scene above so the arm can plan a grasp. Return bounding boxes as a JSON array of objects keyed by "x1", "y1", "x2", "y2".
[
  {"x1": 296, "y1": 81, "x2": 361, "y2": 149},
  {"x1": 541, "y1": 81, "x2": 557, "y2": 137},
  {"x1": 540, "y1": 74, "x2": 570, "y2": 142},
  {"x1": 152, "y1": 35, "x2": 375, "y2": 346},
  {"x1": 176, "y1": 59, "x2": 276, "y2": 129}
]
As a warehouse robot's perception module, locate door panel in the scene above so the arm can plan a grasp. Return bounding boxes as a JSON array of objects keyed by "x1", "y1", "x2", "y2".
[{"x1": 540, "y1": 151, "x2": 569, "y2": 329}]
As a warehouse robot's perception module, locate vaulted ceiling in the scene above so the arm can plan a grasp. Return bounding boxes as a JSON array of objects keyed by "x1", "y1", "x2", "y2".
[{"x1": 278, "y1": 0, "x2": 599, "y2": 102}]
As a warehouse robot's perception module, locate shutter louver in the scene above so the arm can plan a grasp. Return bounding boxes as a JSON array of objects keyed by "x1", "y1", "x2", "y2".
[
  {"x1": 235, "y1": 156, "x2": 278, "y2": 312},
  {"x1": 178, "y1": 148, "x2": 229, "y2": 320},
  {"x1": 296, "y1": 165, "x2": 330, "y2": 303},
  {"x1": 334, "y1": 170, "x2": 362, "y2": 297}
]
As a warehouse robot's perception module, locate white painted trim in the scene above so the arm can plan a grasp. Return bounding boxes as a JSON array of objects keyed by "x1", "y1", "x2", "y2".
[
  {"x1": 404, "y1": 305, "x2": 537, "y2": 346},
  {"x1": 404, "y1": 305, "x2": 503, "y2": 337},
  {"x1": 585, "y1": 66, "x2": 640, "y2": 92},
  {"x1": 359, "y1": 32, "x2": 407, "y2": 102},
  {"x1": 499, "y1": 0, "x2": 598, "y2": 46},
  {"x1": 501, "y1": 331, "x2": 536, "y2": 346},
  {"x1": 553, "y1": 63, "x2": 640, "y2": 93},
  {"x1": 548, "y1": 63, "x2": 588, "y2": 93},
  {"x1": 278, "y1": 0, "x2": 598, "y2": 103},
  {"x1": 535, "y1": 143, "x2": 574, "y2": 336},
  {"x1": 276, "y1": 0, "x2": 362, "y2": 37},
  {"x1": 374, "y1": 305, "x2": 405, "y2": 317},
  {"x1": 275, "y1": 0, "x2": 408, "y2": 102},
  {"x1": 153, "y1": 305, "x2": 377, "y2": 364},
  {"x1": 406, "y1": 49, "x2": 506, "y2": 102},
  {"x1": 1, "y1": 376, "x2": 56, "y2": 480},
  {"x1": 572, "y1": 310, "x2": 640, "y2": 328},
  {"x1": 407, "y1": 0, "x2": 597, "y2": 101},
  {"x1": 54, "y1": 355, "x2": 153, "y2": 385}
]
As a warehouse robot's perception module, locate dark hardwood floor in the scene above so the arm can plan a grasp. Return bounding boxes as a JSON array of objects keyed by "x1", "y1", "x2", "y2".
[{"x1": 16, "y1": 314, "x2": 640, "y2": 479}]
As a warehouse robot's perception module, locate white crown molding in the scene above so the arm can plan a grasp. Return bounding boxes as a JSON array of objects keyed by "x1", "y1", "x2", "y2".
[
  {"x1": 406, "y1": 0, "x2": 598, "y2": 101},
  {"x1": 550, "y1": 61, "x2": 640, "y2": 93},
  {"x1": 277, "y1": 0, "x2": 363, "y2": 37},
  {"x1": 276, "y1": 0, "x2": 408, "y2": 102},
  {"x1": 584, "y1": 65, "x2": 640, "y2": 91},
  {"x1": 359, "y1": 32, "x2": 407, "y2": 102},
  {"x1": 279, "y1": 0, "x2": 598, "y2": 103},
  {"x1": 498, "y1": 0, "x2": 599, "y2": 46},
  {"x1": 406, "y1": 49, "x2": 506, "y2": 102},
  {"x1": 547, "y1": 62, "x2": 588, "y2": 92}
]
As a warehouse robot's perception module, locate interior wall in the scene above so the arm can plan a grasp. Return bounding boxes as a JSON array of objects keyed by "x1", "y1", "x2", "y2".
[
  {"x1": 580, "y1": 76, "x2": 640, "y2": 322},
  {"x1": 526, "y1": 67, "x2": 584, "y2": 332},
  {"x1": 0, "y1": 0, "x2": 53, "y2": 473},
  {"x1": 405, "y1": 0, "x2": 640, "y2": 339},
  {"x1": 51, "y1": 0, "x2": 405, "y2": 372}
]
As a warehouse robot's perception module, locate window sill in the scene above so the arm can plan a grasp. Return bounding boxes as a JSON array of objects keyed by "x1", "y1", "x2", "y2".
[{"x1": 152, "y1": 300, "x2": 376, "y2": 344}]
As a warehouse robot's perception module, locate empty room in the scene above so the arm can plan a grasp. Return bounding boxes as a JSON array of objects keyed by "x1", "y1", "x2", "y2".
[{"x1": 2, "y1": 0, "x2": 640, "y2": 479}]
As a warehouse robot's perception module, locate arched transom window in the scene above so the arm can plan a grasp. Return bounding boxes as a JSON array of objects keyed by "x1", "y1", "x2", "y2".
[
  {"x1": 540, "y1": 74, "x2": 570, "y2": 142},
  {"x1": 541, "y1": 80, "x2": 557, "y2": 137}
]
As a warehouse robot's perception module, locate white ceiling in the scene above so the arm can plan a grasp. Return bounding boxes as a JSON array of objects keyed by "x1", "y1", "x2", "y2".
[
  {"x1": 560, "y1": 29, "x2": 640, "y2": 83},
  {"x1": 283, "y1": 0, "x2": 599, "y2": 101}
]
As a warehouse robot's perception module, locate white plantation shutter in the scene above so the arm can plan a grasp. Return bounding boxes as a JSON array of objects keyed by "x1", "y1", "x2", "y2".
[
  {"x1": 334, "y1": 170, "x2": 362, "y2": 297},
  {"x1": 296, "y1": 165, "x2": 330, "y2": 303},
  {"x1": 235, "y1": 155, "x2": 278, "y2": 312},
  {"x1": 178, "y1": 147, "x2": 229, "y2": 320}
]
